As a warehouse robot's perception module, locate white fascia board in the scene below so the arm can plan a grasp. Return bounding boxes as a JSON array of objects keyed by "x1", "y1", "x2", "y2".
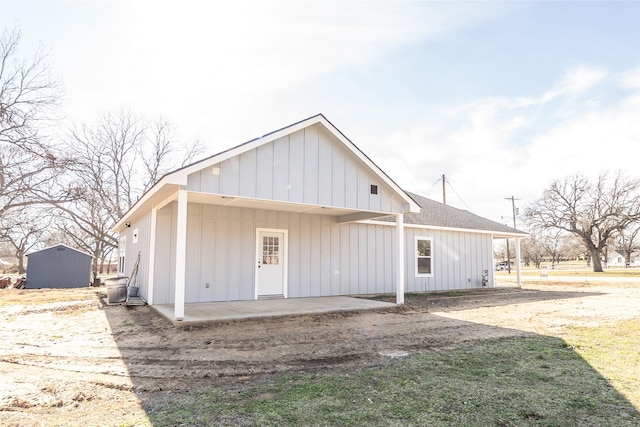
[
  {"x1": 170, "y1": 116, "x2": 327, "y2": 183},
  {"x1": 130, "y1": 114, "x2": 420, "y2": 224},
  {"x1": 112, "y1": 175, "x2": 175, "y2": 233},
  {"x1": 172, "y1": 114, "x2": 419, "y2": 214},
  {"x1": 361, "y1": 219, "x2": 529, "y2": 238}
]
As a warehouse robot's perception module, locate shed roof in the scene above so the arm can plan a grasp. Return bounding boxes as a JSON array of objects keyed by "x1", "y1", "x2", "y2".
[{"x1": 26, "y1": 244, "x2": 93, "y2": 258}]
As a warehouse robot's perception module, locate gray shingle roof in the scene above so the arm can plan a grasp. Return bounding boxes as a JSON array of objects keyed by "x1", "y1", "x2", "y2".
[{"x1": 380, "y1": 192, "x2": 527, "y2": 235}]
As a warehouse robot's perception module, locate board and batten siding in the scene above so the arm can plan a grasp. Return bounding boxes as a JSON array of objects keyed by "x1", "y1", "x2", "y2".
[
  {"x1": 121, "y1": 210, "x2": 152, "y2": 298},
  {"x1": 403, "y1": 227, "x2": 494, "y2": 292},
  {"x1": 185, "y1": 124, "x2": 405, "y2": 213},
  {"x1": 152, "y1": 202, "x2": 397, "y2": 304}
]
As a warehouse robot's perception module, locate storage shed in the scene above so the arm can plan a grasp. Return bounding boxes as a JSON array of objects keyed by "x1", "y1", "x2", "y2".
[{"x1": 25, "y1": 245, "x2": 92, "y2": 288}]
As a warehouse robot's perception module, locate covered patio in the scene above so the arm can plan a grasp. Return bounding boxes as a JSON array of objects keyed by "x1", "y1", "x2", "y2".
[{"x1": 152, "y1": 296, "x2": 396, "y2": 326}]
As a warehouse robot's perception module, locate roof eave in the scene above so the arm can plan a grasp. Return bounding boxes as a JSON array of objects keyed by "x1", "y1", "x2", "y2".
[
  {"x1": 112, "y1": 176, "x2": 179, "y2": 233},
  {"x1": 362, "y1": 219, "x2": 529, "y2": 237}
]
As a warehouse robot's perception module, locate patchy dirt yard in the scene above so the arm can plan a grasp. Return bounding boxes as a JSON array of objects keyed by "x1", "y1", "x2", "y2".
[{"x1": 1, "y1": 279, "x2": 639, "y2": 426}]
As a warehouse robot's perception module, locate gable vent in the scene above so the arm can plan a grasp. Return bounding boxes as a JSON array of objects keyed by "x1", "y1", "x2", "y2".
[{"x1": 370, "y1": 184, "x2": 378, "y2": 195}]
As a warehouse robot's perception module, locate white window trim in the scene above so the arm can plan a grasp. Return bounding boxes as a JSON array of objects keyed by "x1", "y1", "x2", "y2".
[{"x1": 415, "y1": 236, "x2": 433, "y2": 277}]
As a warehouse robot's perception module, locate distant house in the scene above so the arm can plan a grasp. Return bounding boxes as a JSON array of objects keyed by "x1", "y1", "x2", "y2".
[
  {"x1": 606, "y1": 250, "x2": 640, "y2": 267},
  {"x1": 25, "y1": 245, "x2": 92, "y2": 288},
  {"x1": 113, "y1": 114, "x2": 526, "y2": 320}
]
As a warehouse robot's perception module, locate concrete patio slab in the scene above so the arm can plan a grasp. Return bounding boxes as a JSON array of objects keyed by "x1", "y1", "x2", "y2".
[{"x1": 153, "y1": 296, "x2": 396, "y2": 325}]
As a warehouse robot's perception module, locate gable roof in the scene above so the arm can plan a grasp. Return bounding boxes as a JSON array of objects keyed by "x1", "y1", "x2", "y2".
[
  {"x1": 608, "y1": 249, "x2": 640, "y2": 258},
  {"x1": 113, "y1": 114, "x2": 420, "y2": 231},
  {"x1": 168, "y1": 114, "x2": 417, "y2": 206},
  {"x1": 377, "y1": 192, "x2": 528, "y2": 237},
  {"x1": 26, "y1": 244, "x2": 93, "y2": 258}
]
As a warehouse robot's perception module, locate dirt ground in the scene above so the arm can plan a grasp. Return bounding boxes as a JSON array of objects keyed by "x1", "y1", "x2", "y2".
[{"x1": 1, "y1": 277, "x2": 639, "y2": 426}]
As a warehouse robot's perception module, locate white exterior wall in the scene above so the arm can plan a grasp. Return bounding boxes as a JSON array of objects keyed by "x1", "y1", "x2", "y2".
[
  {"x1": 185, "y1": 124, "x2": 404, "y2": 213},
  {"x1": 404, "y1": 227, "x2": 495, "y2": 292},
  {"x1": 120, "y1": 210, "x2": 153, "y2": 298},
  {"x1": 150, "y1": 202, "x2": 495, "y2": 304},
  {"x1": 152, "y1": 202, "x2": 397, "y2": 304}
]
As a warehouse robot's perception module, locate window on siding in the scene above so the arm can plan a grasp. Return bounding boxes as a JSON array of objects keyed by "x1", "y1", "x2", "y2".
[
  {"x1": 118, "y1": 236, "x2": 126, "y2": 274},
  {"x1": 415, "y1": 237, "x2": 433, "y2": 276}
]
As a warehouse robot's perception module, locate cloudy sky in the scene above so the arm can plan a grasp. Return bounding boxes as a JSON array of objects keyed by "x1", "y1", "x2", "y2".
[{"x1": 2, "y1": 0, "x2": 639, "y2": 226}]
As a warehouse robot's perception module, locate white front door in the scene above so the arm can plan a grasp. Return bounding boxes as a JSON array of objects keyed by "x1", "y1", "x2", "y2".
[{"x1": 256, "y1": 229, "x2": 287, "y2": 298}]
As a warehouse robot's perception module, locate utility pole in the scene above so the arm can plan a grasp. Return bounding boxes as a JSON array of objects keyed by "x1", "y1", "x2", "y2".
[
  {"x1": 442, "y1": 174, "x2": 446, "y2": 205},
  {"x1": 506, "y1": 195, "x2": 518, "y2": 229},
  {"x1": 504, "y1": 196, "x2": 520, "y2": 273}
]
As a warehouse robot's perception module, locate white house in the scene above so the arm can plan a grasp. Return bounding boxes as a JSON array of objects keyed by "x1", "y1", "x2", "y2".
[
  {"x1": 113, "y1": 114, "x2": 526, "y2": 320},
  {"x1": 606, "y1": 250, "x2": 640, "y2": 267}
]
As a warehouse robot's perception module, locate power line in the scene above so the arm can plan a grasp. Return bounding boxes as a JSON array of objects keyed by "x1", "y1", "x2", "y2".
[
  {"x1": 421, "y1": 177, "x2": 443, "y2": 198},
  {"x1": 447, "y1": 180, "x2": 475, "y2": 213},
  {"x1": 420, "y1": 175, "x2": 476, "y2": 213}
]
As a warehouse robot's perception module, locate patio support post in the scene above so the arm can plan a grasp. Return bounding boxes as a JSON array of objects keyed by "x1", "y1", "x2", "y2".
[
  {"x1": 174, "y1": 188, "x2": 187, "y2": 320},
  {"x1": 147, "y1": 206, "x2": 158, "y2": 305},
  {"x1": 515, "y1": 236, "x2": 522, "y2": 288},
  {"x1": 396, "y1": 213, "x2": 405, "y2": 305}
]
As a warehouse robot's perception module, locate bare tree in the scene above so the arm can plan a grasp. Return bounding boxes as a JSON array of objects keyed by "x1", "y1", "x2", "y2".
[
  {"x1": 614, "y1": 221, "x2": 640, "y2": 267},
  {"x1": 493, "y1": 241, "x2": 508, "y2": 264},
  {"x1": 57, "y1": 111, "x2": 202, "y2": 277},
  {"x1": 0, "y1": 143, "x2": 76, "y2": 216},
  {"x1": 539, "y1": 229, "x2": 566, "y2": 268},
  {"x1": 525, "y1": 171, "x2": 640, "y2": 272},
  {"x1": 0, "y1": 28, "x2": 61, "y2": 150},
  {"x1": 0, "y1": 207, "x2": 53, "y2": 273},
  {"x1": 561, "y1": 234, "x2": 586, "y2": 262},
  {"x1": 520, "y1": 234, "x2": 545, "y2": 268},
  {"x1": 0, "y1": 28, "x2": 75, "y2": 219}
]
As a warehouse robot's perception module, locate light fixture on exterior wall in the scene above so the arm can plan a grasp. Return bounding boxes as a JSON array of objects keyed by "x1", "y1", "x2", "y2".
[{"x1": 125, "y1": 222, "x2": 131, "y2": 228}]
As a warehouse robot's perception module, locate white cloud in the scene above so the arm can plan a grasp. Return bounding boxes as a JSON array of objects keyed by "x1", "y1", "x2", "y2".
[
  {"x1": 512, "y1": 65, "x2": 607, "y2": 109},
  {"x1": 559, "y1": 64, "x2": 607, "y2": 93},
  {"x1": 375, "y1": 65, "x2": 640, "y2": 223},
  {"x1": 619, "y1": 66, "x2": 640, "y2": 89},
  {"x1": 2, "y1": 0, "x2": 519, "y2": 147},
  {"x1": 48, "y1": 0, "x2": 512, "y2": 142}
]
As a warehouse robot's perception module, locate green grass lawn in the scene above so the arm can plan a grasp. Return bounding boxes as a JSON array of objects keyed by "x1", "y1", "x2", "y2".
[
  {"x1": 146, "y1": 320, "x2": 640, "y2": 427},
  {"x1": 565, "y1": 318, "x2": 640, "y2": 409}
]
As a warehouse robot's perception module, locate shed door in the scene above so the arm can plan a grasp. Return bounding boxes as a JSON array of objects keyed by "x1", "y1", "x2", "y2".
[{"x1": 256, "y1": 229, "x2": 287, "y2": 298}]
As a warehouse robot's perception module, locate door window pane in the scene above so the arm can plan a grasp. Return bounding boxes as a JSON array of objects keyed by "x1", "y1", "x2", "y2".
[{"x1": 263, "y1": 236, "x2": 279, "y2": 265}]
